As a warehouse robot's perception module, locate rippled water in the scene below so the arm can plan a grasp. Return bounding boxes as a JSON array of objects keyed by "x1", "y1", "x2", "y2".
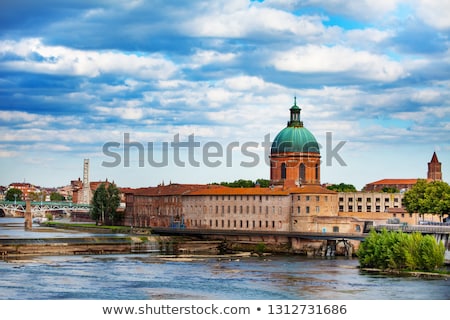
[
  {"x1": 0, "y1": 254, "x2": 448, "y2": 300},
  {"x1": 1, "y1": 217, "x2": 449, "y2": 300}
]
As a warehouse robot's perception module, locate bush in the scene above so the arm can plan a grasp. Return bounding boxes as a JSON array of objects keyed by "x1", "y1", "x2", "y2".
[{"x1": 358, "y1": 229, "x2": 445, "y2": 272}]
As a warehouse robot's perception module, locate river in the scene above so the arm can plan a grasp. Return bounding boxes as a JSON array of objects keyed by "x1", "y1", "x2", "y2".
[{"x1": 0, "y1": 218, "x2": 449, "y2": 300}]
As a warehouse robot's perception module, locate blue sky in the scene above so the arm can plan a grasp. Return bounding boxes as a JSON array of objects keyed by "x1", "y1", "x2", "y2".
[{"x1": 0, "y1": 0, "x2": 449, "y2": 190}]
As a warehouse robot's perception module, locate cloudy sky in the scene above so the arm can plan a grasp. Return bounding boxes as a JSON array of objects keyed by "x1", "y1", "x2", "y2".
[{"x1": 1, "y1": 0, "x2": 449, "y2": 190}]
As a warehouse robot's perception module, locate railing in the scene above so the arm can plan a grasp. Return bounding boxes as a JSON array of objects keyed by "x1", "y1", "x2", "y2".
[
  {"x1": 0, "y1": 201, "x2": 91, "y2": 213},
  {"x1": 374, "y1": 224, "x2": 450, "y2": 234}
]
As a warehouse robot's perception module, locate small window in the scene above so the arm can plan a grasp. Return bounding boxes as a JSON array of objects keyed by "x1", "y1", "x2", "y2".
[{"x1": 333, "y1": 226, "x2": 339, "y2": 233}]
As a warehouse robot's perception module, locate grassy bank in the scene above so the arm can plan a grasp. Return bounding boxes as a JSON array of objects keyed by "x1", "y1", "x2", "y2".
[{"x1": 41, "y1": 221, "x2": 136, "y2": 234}]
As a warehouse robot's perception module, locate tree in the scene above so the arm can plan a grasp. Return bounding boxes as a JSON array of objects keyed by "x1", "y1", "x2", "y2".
[
  {"x1": 50, "y1": 192, "x2": 64, "y2": 201},
  {"x1": 403, "y1": 179, "x2": 450, "y2": 221},
  {"x1": 255, "y1": 179, "x2": 270, "y2": 188},
  {"x1": 212, "y1": 179, "x2": 270, "y2": 188},
  {"x1": 5, "y1": 188, "x2": 23, "y2": 201},
  {"x1": 357, "y1": 229, "x2": 445, "y2": 272},
  {"x1": 90, "y1": 183, "x2": 121, "y2": 225},
  {"x1": 381, "y1": 186, "x2": 399, "y2": 193},
  {"x1": 326, "y1": 183, "x2": 357, "y2": 192}
]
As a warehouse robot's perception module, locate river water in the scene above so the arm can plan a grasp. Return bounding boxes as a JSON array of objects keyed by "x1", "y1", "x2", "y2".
[{"x1": 0, "y1": 218, "x2": 449, "y2": 300}]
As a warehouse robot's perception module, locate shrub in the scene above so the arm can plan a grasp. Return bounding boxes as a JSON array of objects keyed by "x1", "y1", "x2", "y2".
[{"x1": 357, "y1": 229, "x2": 445, "y2": 272}]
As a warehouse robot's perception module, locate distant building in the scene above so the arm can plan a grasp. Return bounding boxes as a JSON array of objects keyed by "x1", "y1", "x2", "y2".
[
  {"x1": 362, "y1": 151, "x2": 443, "y2": 192},
  {"x1": 8, "y1": 182, "x2": 40, "y2": 199}
]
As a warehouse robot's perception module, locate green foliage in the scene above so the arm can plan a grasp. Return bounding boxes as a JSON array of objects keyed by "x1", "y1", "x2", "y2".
[
  {"x1": 90, "y1": 183, "x2": 121, "y2": 225},
  {"x1": 255, "y1": 242, "x2": 266, "y2": 255},
  {"x1": 358, "y1": 229, "x2": 445, "y2": 272},
  {"x1": 212, "y1": 179, "x2": 271, "y2": 188},
  {"x1": 403, "y1": 179, "x2": 450, "y2": 220},
  {"x1": 326, "y1": 183, "x2": 357, "y2": 192},
  {"x1": 50, "y1": 192, "x2": 64, "y2": 201},
  {"x1": 255, "y1": 179, "x2": 270, "y2": 188},
  {"x1": 5, "y1": 188, "x2": 23, "y2": 201},
  {"x1": 381, "y1": 186, "x2": 399, "y2": 193}
]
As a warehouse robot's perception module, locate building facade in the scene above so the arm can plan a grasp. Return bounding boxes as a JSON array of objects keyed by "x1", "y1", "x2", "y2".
[{"x1": 124, "y1": 100, "x2": 362, "y2": 236}]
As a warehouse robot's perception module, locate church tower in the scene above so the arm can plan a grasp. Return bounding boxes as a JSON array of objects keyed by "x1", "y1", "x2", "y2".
[
  {"x1": 427, "y1": 151, "x2": 442, "y2": 181},
  {"x1": 270, "y1": 98, "x2": 321, "y2": 187}
]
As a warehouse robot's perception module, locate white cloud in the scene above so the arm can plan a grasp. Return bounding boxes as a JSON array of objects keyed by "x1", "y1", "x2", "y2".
[
  {"x1": 0, "y1": 38, "x2": 178, "y2": 79},
  {"x1": 182, "y1": 5, "x2": 326, "y2": 39},
  {"x1": 271, "y1": 45, "x2": 407, "y2": 81},
  {"x1": 187, "y1": 50, "x2": 238, "y2": 69},
  {"x1": 414, "y1": 0, "x2": 450, "y2": 30},
  {"x1": 285, "y1": 0, "x2": 401, "y2": 21},
  {"x1": 0, "y1": 150, "x2": 20, "y2": 158}
]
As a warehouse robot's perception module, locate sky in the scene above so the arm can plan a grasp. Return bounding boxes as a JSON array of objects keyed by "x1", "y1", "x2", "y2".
[{"x1": 0, "y1": 0, "x2": 449, "y2": 191}]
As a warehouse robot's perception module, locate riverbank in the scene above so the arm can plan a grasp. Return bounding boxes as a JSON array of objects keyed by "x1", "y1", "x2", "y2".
[{"x1": 360, "y1": 267, "x2": 449, "y2": 279}]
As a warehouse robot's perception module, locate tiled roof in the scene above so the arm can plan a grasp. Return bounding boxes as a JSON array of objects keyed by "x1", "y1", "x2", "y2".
[
  {"x1": 127, "y1": 184, "x2": 213, "y2": 196},
  {"x1": 366, "y1": 179, "x2": 419, "y2": 185},
  {"x1": 187, "y1": 184, "x2": 336, "y2": 196}
]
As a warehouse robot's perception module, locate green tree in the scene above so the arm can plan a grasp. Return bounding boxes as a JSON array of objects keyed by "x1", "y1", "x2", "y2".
[
  {"x1": 403, "y1": 179, "x2": 428, "y2": 215},
  {"x1": 5, "y1": 188, "x2": 23, "y2": 201},
  {"x1": 326, "y1": 183, "x2": 357, "y2": 192},
  {"x1": 90, "y1": 183, "x2": 121, "y2": 225},
  {"x1": 403, "y1": 179, "x2": 450, "y2": 221},
  {"x1": 50, "y1": 192, "x2": 64, "y2": 201},
  {"x1": 381, "y1": 186, "x2": 399, "y2": 193},
  {"x1": 255, "y1": 179, "x2": 270, "y2": 188}
]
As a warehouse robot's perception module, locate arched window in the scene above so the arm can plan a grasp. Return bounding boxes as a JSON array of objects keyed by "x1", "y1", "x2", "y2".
[
  {"x1": 315, "y1": 163, "x2": 319, "y2": 181},
  {"x1": 299, "y1": 163, "x2": 305, "y2": 182},
  {"x1": 281, "y1": 163, "x2": 286, "y2": 179}
]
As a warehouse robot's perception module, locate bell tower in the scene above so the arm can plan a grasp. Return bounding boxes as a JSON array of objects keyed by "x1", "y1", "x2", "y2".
[{"x1": 427, "y1": 152, "x2": 442, "y2": 181}]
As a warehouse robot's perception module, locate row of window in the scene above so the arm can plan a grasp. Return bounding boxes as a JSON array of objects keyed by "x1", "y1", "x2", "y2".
[
  {"x1": 135, "y1": 205, "x2": 323, "y2": 215},
  {"x1": 339, "y1": 197, "x2": 400, "y2": 203},
  {"x1": 296, "y1": 206, "x2": 320, "y2": 214},
  {"x1": 195, "y1": 195, "x2": 329, "y2": 202},
  {"x1": 339, "y1": 205, "x2": 401, "y2": 212},
  {"x1": 188, "y1": 219, "x2": 283, "y2": 229},
  {"x1": 194, "y1": 205, "x2": 284, "y2": 215}
]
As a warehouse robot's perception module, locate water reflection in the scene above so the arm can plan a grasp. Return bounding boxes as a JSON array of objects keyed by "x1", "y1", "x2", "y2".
[{"x1": 1, "y1": 217, "x2": 449, "y2": 300}]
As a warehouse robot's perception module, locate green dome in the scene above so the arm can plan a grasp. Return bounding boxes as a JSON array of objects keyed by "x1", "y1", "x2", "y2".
[
  {"x1": 271, "y1": 126, "x2": 320, "y2": 154},
  {"x1": 271, "y1": 98, "x2": 320, "y2": 154}
]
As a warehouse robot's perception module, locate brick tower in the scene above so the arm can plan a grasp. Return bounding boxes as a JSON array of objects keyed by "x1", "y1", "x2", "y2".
[{"x1": 427, "y1": 151, "x2": 442, "y2": 181}]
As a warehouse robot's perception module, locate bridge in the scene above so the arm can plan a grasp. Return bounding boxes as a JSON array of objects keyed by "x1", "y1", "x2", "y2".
[
  {"x1": 0, "y1": 201, "x2": 91, "y2": 217},
  {"x1": 151, "y1": 227, "x2": 367, "y2": 241}
]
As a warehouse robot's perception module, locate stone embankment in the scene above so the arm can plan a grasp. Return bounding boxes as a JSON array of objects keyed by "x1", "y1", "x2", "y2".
[{"x1": 0, "y1": 234, "x2": 225, "y2": 258}]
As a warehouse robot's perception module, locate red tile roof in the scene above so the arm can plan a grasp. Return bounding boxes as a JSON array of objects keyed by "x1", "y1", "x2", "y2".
[
  {"x1": 366, "y1": 179, "x2": 419, "y2": 185},
  {"x1": 187, "y1": 184, "x2": 336, "y2": 196},
  {"x1": 125, "y1": 183, "x2": 336, "y2": 197}
]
